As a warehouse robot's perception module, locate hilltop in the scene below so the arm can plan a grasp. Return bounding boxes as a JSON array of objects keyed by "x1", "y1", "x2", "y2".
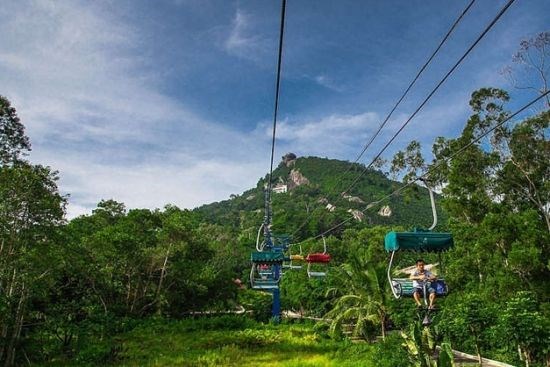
[{"x1": 195, "y1": 155, "x2": 446, "y2": 239}]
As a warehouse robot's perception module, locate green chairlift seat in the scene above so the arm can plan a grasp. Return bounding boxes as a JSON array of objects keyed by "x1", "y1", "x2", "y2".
[
  {"x1": 251, "y1": 251, "x2": 286, "y2": 264},
  {"x1": 385, "y1": 229, "x2": 454, "y2": 252},
  {"x1": 250, "y1": 251, "x2": 287, "y2": 290}
]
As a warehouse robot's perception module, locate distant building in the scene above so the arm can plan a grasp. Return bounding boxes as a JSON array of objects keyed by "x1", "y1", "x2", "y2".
[{"x1": 273, "y1": 184, "x2": 288, "y2": 194}]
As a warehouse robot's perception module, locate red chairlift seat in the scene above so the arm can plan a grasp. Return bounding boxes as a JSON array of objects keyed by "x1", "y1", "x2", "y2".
[
  {"x1": 306, "y1": 237, "x2": 331, "y2": 278},
  {"x1": 306, "y1": 253, "x2": 331, "y2": 263}
]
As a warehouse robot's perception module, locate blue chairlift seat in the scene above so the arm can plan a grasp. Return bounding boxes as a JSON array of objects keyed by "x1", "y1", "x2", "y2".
[
  {"x1": 390, "y1": 278, "x2": 449, "y2": 298},
  {"x1": 251, "y1": 278, "x2": 280, "y2": 290}
]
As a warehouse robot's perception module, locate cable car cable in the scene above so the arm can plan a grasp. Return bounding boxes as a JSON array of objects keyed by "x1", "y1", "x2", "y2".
[
  {"x1": 262, "y1": 0, "x2": 287, "y2": 244},
  {"x1": 302, "y1": 90, "x2": 549, "y2": 242},
  {"x1": 340, "y1": 0, "x2": 517, "y2": 197},
  {"x1": 290, "y1": 0, "x2": 476, "y2": 239},
  {"x1": 291, "y1": 0, "x2": 514, "y2": 240}
]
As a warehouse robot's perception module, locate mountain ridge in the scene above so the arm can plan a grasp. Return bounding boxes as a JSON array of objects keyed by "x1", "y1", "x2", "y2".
[{"x1": 195, "y1": 156, "x2": 447, "y2": 239}]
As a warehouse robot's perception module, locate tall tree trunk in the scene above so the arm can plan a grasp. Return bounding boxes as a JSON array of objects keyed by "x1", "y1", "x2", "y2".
[
  {"x1": 380, "y1": 314, "x2": 386, "y2": 340},
  {"x1": 4, "y1": 285, "x2": 26, "y2": 367},
  {"x1": 0, "y1": 265, "x2": 17, "y2": 362},
  {"x1": 155, "y1": 244, "x2": 172, "y2": 315}
]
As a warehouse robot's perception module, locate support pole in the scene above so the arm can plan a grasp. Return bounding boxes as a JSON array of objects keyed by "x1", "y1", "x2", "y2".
[
  {"x1": 271, "y1": 288, "x2": 281, "y2": 322},
  {"x1": 387, "y1": 251, "x2": 400, "y2": 299},
  {"x1": 427, "y1": 185, "x2": 438, "y2": 231}
]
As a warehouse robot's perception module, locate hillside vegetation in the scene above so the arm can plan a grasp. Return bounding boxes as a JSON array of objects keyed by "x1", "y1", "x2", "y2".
[{"x1": 197, "y1": 156, "x2": 446, "y2": 240}]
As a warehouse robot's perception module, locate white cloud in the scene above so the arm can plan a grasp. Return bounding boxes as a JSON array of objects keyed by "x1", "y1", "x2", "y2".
[
  {"x1": 0, "y1": 1, "x2": 164, "y2": 142},
  {"x1": 277, "y1": 112, "x2": 378, "y2": 140},
  {"x1": 0, "y1": 0, "x2": 269, "y2": 218},
  {"x1": 258, "y1": 112, "x2": 380, "y2": 158},
  {"x1": 47, "y1": 152, "x2": 266, "y2": 218},
  {"x1": 313, "y1": 74, "x2": 343, "y2": 92},
  {"x1": 4, "y1": 1, "x2": 535, "y2": 220},
  {"x1": 224, "y1": 8, "x2": 269, "y2": 61}
]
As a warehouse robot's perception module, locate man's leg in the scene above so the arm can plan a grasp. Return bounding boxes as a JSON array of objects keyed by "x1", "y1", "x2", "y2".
[
  {"x1": 413, "y1": 290, "x2": 422, "y2": 306},
  {"x1": 428, "y1": 291, "x2": 436, "y2": 309}
]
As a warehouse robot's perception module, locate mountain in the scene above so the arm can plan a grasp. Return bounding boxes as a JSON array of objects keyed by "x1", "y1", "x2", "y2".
[{"x1": 195, "y1": 156, "x2": 447, "y2": 240}]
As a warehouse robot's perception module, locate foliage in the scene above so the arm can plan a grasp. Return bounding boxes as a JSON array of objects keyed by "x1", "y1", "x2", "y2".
[
  {"x1": 0, "y1": 98, "x2": 66, "y2": 366},
  {"x1": 391, "y1": 86, "x2": 549, "y2": 366},
  {"x1": 325, "y1": 249, "x2": 390, "y2": 341},
  {"x1": 97, "y1": 317, "x2": 391, "y2": 367},
  {"x1": 363, "y1": 332, "x2": 410, "y2": 367},
  {"x1": 0, "y1": 95, "x2": 31, "y2": 165},
  {"x1": 438, "y1": 293, "x2": 495, "y2": 364},
  {"x1": 238, "y1": 289, "x2": 272, "y2": 322},
  {"x1": 196, "y1": 156, "x2": 446, "y2": 240},
  {"x1": 1, "y1": 36, "x2": 549, "y2": 365},
  {"x1": 501, "y1": 31, "x2": 550, "y2": 109},
  {"x1": 498, "y1": 292, "x2": 550, "y2": 366},
  {"x1": 401, "y1": 323, "x2": 455, "y2": 367}
]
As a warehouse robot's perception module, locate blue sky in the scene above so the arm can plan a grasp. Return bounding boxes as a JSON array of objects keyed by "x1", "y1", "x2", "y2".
[{"x1": 0, "y1": 0, "x2": 548, "y2": 217}]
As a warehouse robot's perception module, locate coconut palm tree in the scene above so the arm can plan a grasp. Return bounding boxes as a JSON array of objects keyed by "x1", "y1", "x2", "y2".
[{"x1": 325, "y1": 250, "x2": 389, "y2": 340}]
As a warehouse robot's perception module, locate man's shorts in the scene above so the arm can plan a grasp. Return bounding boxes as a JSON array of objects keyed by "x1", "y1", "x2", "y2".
[{"x1": 414, "y1": 286, "x2": 435, "y2": 296}]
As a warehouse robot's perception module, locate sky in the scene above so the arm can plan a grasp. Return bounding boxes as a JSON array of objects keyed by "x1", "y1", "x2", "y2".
[{"x1": 0, "y1": 0, "x2": 548, "y2": 218}]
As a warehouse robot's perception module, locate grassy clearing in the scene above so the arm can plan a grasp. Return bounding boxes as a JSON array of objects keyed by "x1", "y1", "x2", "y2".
[
  {"x1": 36, "y1": 316, "x2": 416, "y2": 366},
  {"x1": 36, "y1": 315, "x2": 483, "y2": 366},
  {"x1": 113, "y1": 316, "x2": 382, "y2": 367}
]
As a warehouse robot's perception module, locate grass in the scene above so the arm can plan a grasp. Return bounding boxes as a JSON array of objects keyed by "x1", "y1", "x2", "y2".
[
  {"x1": 32, "y1": 315, "x2": 503, "y2": 367},
  {"x1": 112, "y1": 316, "x2": 379, "y2": 367}
]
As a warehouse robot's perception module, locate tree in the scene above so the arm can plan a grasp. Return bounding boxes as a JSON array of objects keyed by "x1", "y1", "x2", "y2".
[
  {"x1": 390, "y1": 79, "x2": 548, "y2": 364},
  {"x1": 439, "y1": 294, "x2": 496, "y2": 365},
  {"x1": 0, "y1": 97, "x2": 67, "y2": 365},
  {"x1": 401, "y1": 322, "x2": 455, "y2": 367},
  {"x1": 496, "y1": 110, "x2": 550, "y2": 232},
  {"x1": 0, "y1": 96, "x2": 31, "y2": 166},
  {"x1": 0, "y1": 163, "x2": 66, "y2": 366},
  {"x1": 501, "y1": 31, "x2": 550, "y2": 109},
  {"x1": 325, "y1": 250, "x2": 389, "y2": 340},
  {"x1": 499, "y1": 292, "x2": 550, "y2": 367}
]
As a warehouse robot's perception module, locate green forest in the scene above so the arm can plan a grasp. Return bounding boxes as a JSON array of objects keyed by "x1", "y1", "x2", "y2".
[{"x1": 1, "y1": 37, "x2": 550, "y2": 367}]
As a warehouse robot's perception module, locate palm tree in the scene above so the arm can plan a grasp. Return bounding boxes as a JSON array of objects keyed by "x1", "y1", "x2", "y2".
[
  {"x1": 402, "y1": 322, "x2": 455, "y2": 367},
  {"x1": 325, "y1": 251, "x2": 389, "y2": 340}
]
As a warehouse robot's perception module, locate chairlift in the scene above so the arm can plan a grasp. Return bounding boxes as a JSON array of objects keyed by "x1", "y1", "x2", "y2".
[
  {"x1": 306, "y1": 237, "x2": 331, "y2": 278},
  {"x1": 384, "y1": 182, "x2": 453, "y2": 305},
  {"x1": 250, "y1": 224, "x2": 290, "y2": 290},
  {"x1": 283, "y1": 244, "x2": 305, "y2": 270},
  {"x1": 250, "y1": 251, "x2": 284, "y2": 290}
]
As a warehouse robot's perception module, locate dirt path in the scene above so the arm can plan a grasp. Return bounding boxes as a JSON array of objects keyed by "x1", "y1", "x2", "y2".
[{"x1": 448, "y1": 348, "x2": 516, "y2": 367}]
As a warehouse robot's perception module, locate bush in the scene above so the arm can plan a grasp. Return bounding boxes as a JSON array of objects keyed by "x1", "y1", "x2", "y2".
[
  {"x1": 74, "y1": 338, "x2": 123, "y2": 366},
  {"x1": 237, "y1": 289, "x2": 272, "y2": 322},
  {"x1": 366, "y1": 333, "x2": 410, "y2": 367}
]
